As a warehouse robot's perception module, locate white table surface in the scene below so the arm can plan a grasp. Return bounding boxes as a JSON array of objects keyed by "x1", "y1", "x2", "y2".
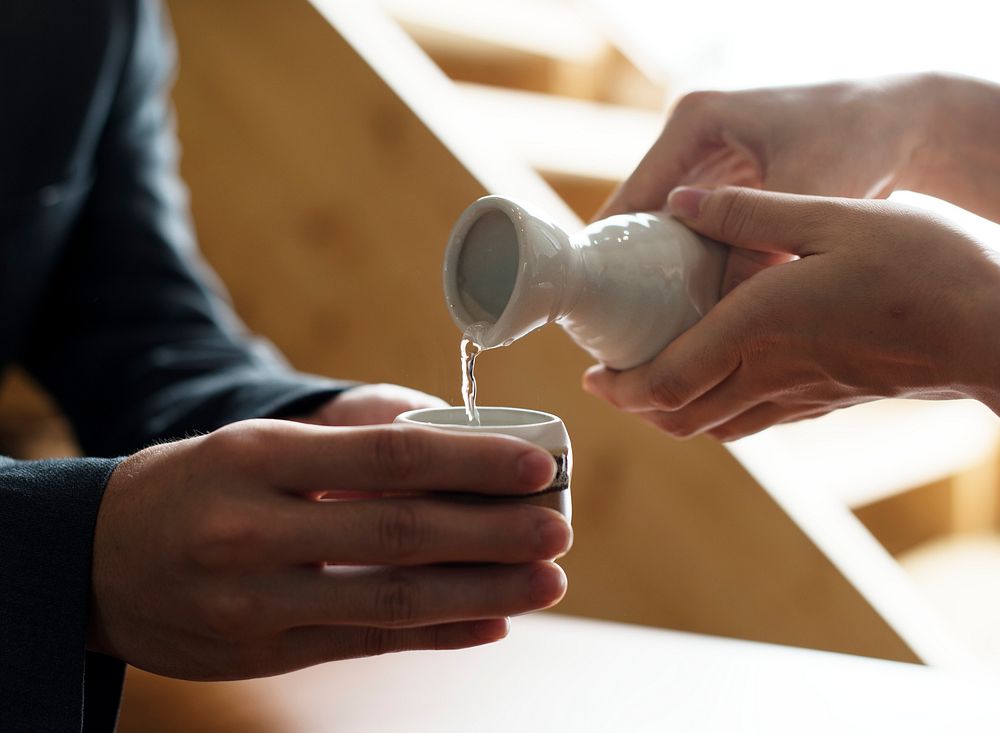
[{"x1": 154, "y1": 613, "x2": 1000, "y2": 732}]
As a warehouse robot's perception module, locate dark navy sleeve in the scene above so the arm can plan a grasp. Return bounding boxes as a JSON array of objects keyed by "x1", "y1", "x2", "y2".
[
  {"x1": 19, "y1": 0, "x2": 351, "y2": 458},
  {"x1": 0, "y1": 456, "x2": 122, "y2": 731},
  {"x1": 0, "y1": 1, "x2": 354, "y2": 730}
]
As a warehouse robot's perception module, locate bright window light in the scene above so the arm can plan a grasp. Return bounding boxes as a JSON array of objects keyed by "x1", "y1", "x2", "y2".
[{"x1": 595, "y1": 0, "x2": 1000, "y2": 90}]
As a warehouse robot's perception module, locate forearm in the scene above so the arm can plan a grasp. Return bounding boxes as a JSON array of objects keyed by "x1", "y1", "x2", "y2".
[
  {"x1": 905, "y1": 73, "x2": 1000, "y2": 222},
  {"x1": 20, "y1": 228, "x2": 352, "y2": 455},
  {"x1": 16, "y1": 0, "x2": 351, "y2": 456},
  {"x1": 977, "y1": 260, "x2": 1000, "y2": 415},
  {"x1": 976, "y1": 326, "x2": 1000, "y2": 417},
  {"x1": 958, "y1": 247, "x2": 1000, "y2": 414}
]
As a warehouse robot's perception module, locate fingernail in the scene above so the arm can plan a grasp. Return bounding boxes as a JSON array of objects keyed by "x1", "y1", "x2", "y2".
[
  {"x1": 668, "y1": 187, "x2": 709, "y2": 220},
  {"x1": 529, "y1": 565, "x2": 567, "y2": 605},
  {"x1": 473, "y1": 618, "x2": 510, "y2": 642},
  {"x1": 537, "y1": 517, "x2": 573, "y2": 557},
  {"x1": 517, "y1": 451, "x2": 555, "y2": 489}
]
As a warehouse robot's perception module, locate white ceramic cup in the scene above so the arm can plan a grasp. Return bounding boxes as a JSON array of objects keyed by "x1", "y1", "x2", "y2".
[{"x1": 394, "y1": 407, "x2": 572, "y2": 521}]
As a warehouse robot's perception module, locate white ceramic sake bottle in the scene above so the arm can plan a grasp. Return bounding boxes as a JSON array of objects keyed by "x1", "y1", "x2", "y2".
[{"x1": 443, "y1": 195, "x2": 728, "y2": 370}]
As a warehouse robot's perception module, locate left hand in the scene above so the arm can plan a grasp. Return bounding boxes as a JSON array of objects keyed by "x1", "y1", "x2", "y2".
[
  {"x1": 595, "y1": 76, "x2": 936, "y2": 295},
  {"x1": 90, "y1": 418, "x2": 568, "y2": 680},
  {"x1": 583, "y1": 186, "x2": 1000, "y2": 441},
  {"x1": 304, "y1": 384, "x2": 448, "y2": 427}
]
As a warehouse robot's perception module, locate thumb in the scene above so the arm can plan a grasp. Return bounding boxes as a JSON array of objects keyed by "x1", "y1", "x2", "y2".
[{"x1": 667, "y1": 186, "x2": 842, "y2": 256}]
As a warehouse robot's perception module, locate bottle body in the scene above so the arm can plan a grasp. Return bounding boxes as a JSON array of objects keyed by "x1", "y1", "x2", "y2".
[
  {"x1": 561, "y1": 212, "x2": 726, "y2": 369},
  {"x1": 443, "y1": 195, "x2": 726, "y2": 368}
]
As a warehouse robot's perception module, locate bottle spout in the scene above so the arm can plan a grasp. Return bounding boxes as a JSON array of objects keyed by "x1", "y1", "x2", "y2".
[{"x1": 443, "y1": 195, "x2": 573, "y2": 349}]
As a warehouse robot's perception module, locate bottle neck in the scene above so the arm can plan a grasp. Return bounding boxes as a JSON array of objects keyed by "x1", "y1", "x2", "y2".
[{"x1": 554, "y1": 231, "x2": 592, "y2": 324}]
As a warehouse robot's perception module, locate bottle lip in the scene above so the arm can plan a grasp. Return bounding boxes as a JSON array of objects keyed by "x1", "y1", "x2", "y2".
[{"x1": 443, "y1": 195, "x2": 538, "y2": 348}]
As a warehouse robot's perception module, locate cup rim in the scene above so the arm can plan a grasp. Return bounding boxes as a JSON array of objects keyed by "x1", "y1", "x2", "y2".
[{"x1": 396, "y1": 406, "x2": 561, "y2": 429}]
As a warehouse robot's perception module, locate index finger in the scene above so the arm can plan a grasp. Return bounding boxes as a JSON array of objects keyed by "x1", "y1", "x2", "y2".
[
  {"x1": 239, "y1": 422, "x2": 557, "y2": 495},
  {"x1": 595, "y1": 99, "x2": 713, "y2": 220},
  {"x1": 582, "y1": 301, "x2": 742, "y2": 412}
]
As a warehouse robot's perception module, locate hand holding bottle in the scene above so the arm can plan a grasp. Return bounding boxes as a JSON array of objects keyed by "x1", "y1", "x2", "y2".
[
  {"x1": 598, "y1": 73, "x2": 1000, "y2": 294},
  {"x1": 584, "y1": 187, "x2": 1000, "y2": 440}
]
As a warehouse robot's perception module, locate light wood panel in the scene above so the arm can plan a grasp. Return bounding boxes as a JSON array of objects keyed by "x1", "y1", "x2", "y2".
[
  {"x1": 379, "y1": 0, "x2": 665, "y2": 108},
  {"x1": 854, "y1": 479, "x2": 955, "y2": 557},
  {"x1": 854, "y1": 450, "x2": 1000, "y2": 558},
  {"x1": 162, "y1": 0, "x2": 957, "y2": 665},
  {"x1": 0, "y1": 368, "x2": 77, "y2": 460},
  {"x1": 541, "y1": 171, "x2": 616, "y2": 220}
]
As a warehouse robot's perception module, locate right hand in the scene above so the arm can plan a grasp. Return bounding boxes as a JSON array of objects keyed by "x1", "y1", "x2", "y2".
[
  {"x1": 598, "y1": 74, "x2": 935, "y2": 292},
  {"x1": 584, "y1": 186, "x2": 1000, "y2": 439},
  {"x1": 88, "y1": 419, "x2": 571, "y2": 680}
]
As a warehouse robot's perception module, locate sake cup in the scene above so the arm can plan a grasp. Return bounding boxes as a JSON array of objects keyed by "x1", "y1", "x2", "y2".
[{"x1": 394, "y1": 406, "x2": 571, "y2": 521}]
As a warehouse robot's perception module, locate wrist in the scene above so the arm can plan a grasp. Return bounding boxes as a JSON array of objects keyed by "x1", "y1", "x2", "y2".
[
  {"x1": 902, "y1": 73, "x2": 1000, "y2": 220},
  {"x1": 985, "y1": 275, "x2": 1000, "y2": 416},
  {"x1": 892, "y1": 72, "x2": 952, "y2": 193},
  {"x1": 966, "y1": 252, "x2": 1000, "y2": 413}
]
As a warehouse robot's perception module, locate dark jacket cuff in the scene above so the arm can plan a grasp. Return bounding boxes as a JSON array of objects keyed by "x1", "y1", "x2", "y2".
[{"x1": 0, "y1": 456, "x2": 122, "y2": 732}]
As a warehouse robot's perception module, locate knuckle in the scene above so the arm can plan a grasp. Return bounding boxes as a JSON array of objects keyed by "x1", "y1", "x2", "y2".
[
  {"x1": 669, "y1": 424, "x2": 698, "y2": 440},
  {"x1": 716, "y1": 187, "x2": 763, "y2": 244},
  {"x1": 369, "y1": 426, "x2": 424, "y2": 482},
  {"x1": 189, "y1": 506, "x2": 265, "y2": 571},
  {"x1": 647, "y1": 376, "x2": 687, "y2": 411},
  {"x1": 200, "y1": 588, "x2": 262, "y2": 639},
  {"x1": 710, "y1": 417, "x2": 762, "y2": 442},
  {"x1": 655, "y1": 414, "x2": 696, "y2": 439},
  {"x1": 376, "y1": 503, "x2": 424, "y2": 562},
  {"x1": 207, "y1": 419, "x2": 270, "y2": 450},
  {"x1": 373, "y1": 572, "x2": 420, "y2": 627},
  {"x1": 362, "y1": 626, "x2": 395, "y2": 658},
  {"x1": 199, "y1": 420, "x2": 274, "y2": 474},
  {"x1": 797, "y1": 198, "x2": 851, "y2": 243},
  {"x1": 231, "y1": 646, "x2": 278, "y2": 679},
  {"x1": 429, "y1": 623, "x2": 449, "y2": 651},
  {"x1": 674, "y1": 90, "x2": 721, "y2": 117},
  {"x1": 708, "y1": 426, "x2": 738, "y2": 442}
]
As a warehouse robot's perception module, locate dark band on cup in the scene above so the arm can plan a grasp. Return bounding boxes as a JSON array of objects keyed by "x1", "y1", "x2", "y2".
[{"x1": 436, "y1": 452, "x2": 570, "y2": 511}]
